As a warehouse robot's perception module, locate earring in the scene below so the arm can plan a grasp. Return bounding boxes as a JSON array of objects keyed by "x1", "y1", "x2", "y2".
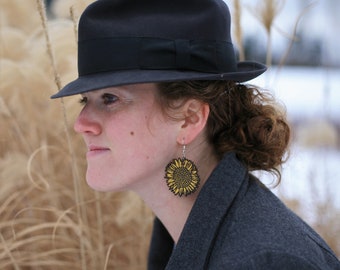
[{"x1": 164, "y1": 144, "x2": 200, "y2": 197}]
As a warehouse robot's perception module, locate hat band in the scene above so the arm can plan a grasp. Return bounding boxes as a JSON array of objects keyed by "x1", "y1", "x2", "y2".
[{"x1": 78, "y1": 37, "x2": 237, "y2": 76}]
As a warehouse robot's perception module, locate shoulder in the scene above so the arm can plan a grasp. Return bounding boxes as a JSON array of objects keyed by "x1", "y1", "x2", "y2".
[
  {"x1": 227, "y1": 251, "x2": 330, "y2": 270},
  {"x1": 208, "y1": 174, "x2": 340, "y2": 269}
]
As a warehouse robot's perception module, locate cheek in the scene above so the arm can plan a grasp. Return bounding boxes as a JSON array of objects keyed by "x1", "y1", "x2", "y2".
[
  {"x1": 128, "y1": 119, "x2": 175, "y2": 159},
  {"x1": 108, "y1": 108, "x2": 178, "y2": 162}
]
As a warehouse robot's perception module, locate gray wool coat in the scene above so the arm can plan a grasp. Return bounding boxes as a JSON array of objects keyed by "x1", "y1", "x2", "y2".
[{"x1": 148, "y1": 153, "x2": 340, "y2": 269}]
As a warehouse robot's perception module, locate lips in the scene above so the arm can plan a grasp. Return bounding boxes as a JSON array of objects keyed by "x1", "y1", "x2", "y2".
[
  {"x1": 88, "y1": 145, "x2": 109, "y2": 151},
  {"x1": 87, "y1": 144, "x2": 110, "y2": 157}
]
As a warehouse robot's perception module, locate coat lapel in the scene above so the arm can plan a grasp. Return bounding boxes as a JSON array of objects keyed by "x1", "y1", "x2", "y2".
[{"x1": 166, "y1": 153, "x2": 248, "y2": 269}]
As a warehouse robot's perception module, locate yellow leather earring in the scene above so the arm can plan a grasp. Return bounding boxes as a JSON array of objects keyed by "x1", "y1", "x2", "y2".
[{"x1": 164, "y1": 144, "x2": 200, "y2": 197}]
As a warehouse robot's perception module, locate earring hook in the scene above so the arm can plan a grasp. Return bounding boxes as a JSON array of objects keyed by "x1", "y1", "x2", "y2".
[{"x1": 182, "y1": 138, "x2": 186, "y2": 159}]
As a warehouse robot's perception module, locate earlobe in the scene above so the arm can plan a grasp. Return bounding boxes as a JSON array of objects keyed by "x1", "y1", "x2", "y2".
[{"x1": 177, "y1": 100, "x2": 210, "y2": 144}]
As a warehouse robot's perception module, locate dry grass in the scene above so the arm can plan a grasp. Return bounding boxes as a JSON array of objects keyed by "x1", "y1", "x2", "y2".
[
  {"x1": 246, "y1": 0, "x2": 285, "y2": 66},
  {"x1": 0, "y1": 0, "x2": 153, "y2": 269},
  {"x1": 245, "y1": 0, "x2": 316, "y2": 68},
  {"x1": 232, "y1": 0, "x2": 245, "y2": 61}
]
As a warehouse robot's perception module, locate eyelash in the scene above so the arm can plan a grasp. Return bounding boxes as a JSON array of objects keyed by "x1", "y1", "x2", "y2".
[
  {"x1": 79, "y1": 96, "x2": 87, "y2": 105},
  {"x1": 78, "y1": 94, "x2": 118, "y2": 106},
  {"x1": 102, "y1": 93, "x2": 118, "y2": 105}
]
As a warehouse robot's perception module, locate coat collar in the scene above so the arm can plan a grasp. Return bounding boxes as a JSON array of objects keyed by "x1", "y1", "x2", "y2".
[{"x1": 148, "y1": 152, "x2": 248, "y2": 269}]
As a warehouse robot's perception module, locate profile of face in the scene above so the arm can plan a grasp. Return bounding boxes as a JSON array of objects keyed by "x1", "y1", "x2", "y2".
[{"x1": 73, "y1": 83, "x2": 182, "y2": 194}]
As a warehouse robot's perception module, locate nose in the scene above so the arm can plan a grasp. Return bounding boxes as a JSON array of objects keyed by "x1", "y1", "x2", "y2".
[{"x1": 74, "y1": 107, "x2": 102, "y2": 135}]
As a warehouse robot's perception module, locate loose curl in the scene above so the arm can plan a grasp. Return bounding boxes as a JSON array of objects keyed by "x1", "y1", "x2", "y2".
[{"x1": 157, "y1": 80, "x2": 291, "y2": 183}]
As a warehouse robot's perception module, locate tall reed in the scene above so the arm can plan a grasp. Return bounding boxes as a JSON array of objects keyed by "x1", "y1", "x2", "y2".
[{"x1": 232, "y1": 0, "x2": 245, "y2": 61}]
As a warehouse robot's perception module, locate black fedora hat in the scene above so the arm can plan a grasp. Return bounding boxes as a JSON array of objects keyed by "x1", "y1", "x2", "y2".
[{"x1": 51, "y1": 0, "x2": 266, "y2": 98}]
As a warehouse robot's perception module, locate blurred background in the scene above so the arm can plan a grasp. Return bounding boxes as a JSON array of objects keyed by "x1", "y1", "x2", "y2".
[
  {"x1": 226, "y1": 0, "x2": 340, "y2": 225},
  {"x1": 225, "y1": 0, "x2": 340, "y2": 257},
  {"x1": 1, "y1": 0, "x2": 339, "y2": 269}
]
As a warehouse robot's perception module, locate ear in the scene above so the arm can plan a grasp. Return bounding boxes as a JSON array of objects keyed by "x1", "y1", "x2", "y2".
[{"x1": 176, "y1": 99, "x2": 210, "y2": 145}]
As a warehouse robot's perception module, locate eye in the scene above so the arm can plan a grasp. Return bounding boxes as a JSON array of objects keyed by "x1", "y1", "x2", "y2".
[
  {"x1": 102, "y1": 93, "x2": 118, "y2": 105},
  {"x1": 79, "y1": 96, "x2": 87, "y2": 105}
]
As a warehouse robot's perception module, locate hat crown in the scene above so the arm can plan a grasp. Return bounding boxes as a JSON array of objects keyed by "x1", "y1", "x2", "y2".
[
  {"x1": 79, "y1": 0, "x2": 232, "y2": 42},
  {"x1": 51, "y1": 0, "x2": 267, "y2": 99}
]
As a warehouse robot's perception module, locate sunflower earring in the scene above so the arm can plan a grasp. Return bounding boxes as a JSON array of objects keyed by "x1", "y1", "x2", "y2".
[{"x1": 164, "y1": 144, "x2": 200, "y2": 197}]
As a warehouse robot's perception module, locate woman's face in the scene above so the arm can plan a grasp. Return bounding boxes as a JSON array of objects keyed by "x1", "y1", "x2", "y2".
[{"x1": 74, "y1": 83, "x2": 181, "y2": 193}]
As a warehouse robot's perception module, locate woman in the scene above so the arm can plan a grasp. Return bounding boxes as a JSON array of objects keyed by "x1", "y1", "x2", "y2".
[{"x1": 51, "y1": 0, "x2": 340, "y2": 269}]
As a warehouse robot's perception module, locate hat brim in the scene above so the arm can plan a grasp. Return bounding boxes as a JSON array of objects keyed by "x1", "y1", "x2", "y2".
[{"x1": 51, "y1": 61, "x2": 266, "y2": 99}]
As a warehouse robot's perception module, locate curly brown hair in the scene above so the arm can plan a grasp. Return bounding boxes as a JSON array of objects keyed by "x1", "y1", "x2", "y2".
[{"x1": 157, "y1": 80, "x2": 291, "y2": 182}]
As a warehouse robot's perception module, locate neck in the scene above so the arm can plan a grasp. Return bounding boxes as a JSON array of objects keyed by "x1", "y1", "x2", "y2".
[
  {"x1": 133, "y1": 148, "x2": 218, "y2": 243},
  {"x1": 150, "y1": 191, "x2": 197, "y2": 243}
]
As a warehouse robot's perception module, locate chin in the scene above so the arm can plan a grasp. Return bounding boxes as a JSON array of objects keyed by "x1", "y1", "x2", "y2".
[
  {"x1": 85, "y1": 171, "x2": 109, "y2": 192},
  {"x1": 85, "y1": 172, "x2": 125, "y2": 193}
]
